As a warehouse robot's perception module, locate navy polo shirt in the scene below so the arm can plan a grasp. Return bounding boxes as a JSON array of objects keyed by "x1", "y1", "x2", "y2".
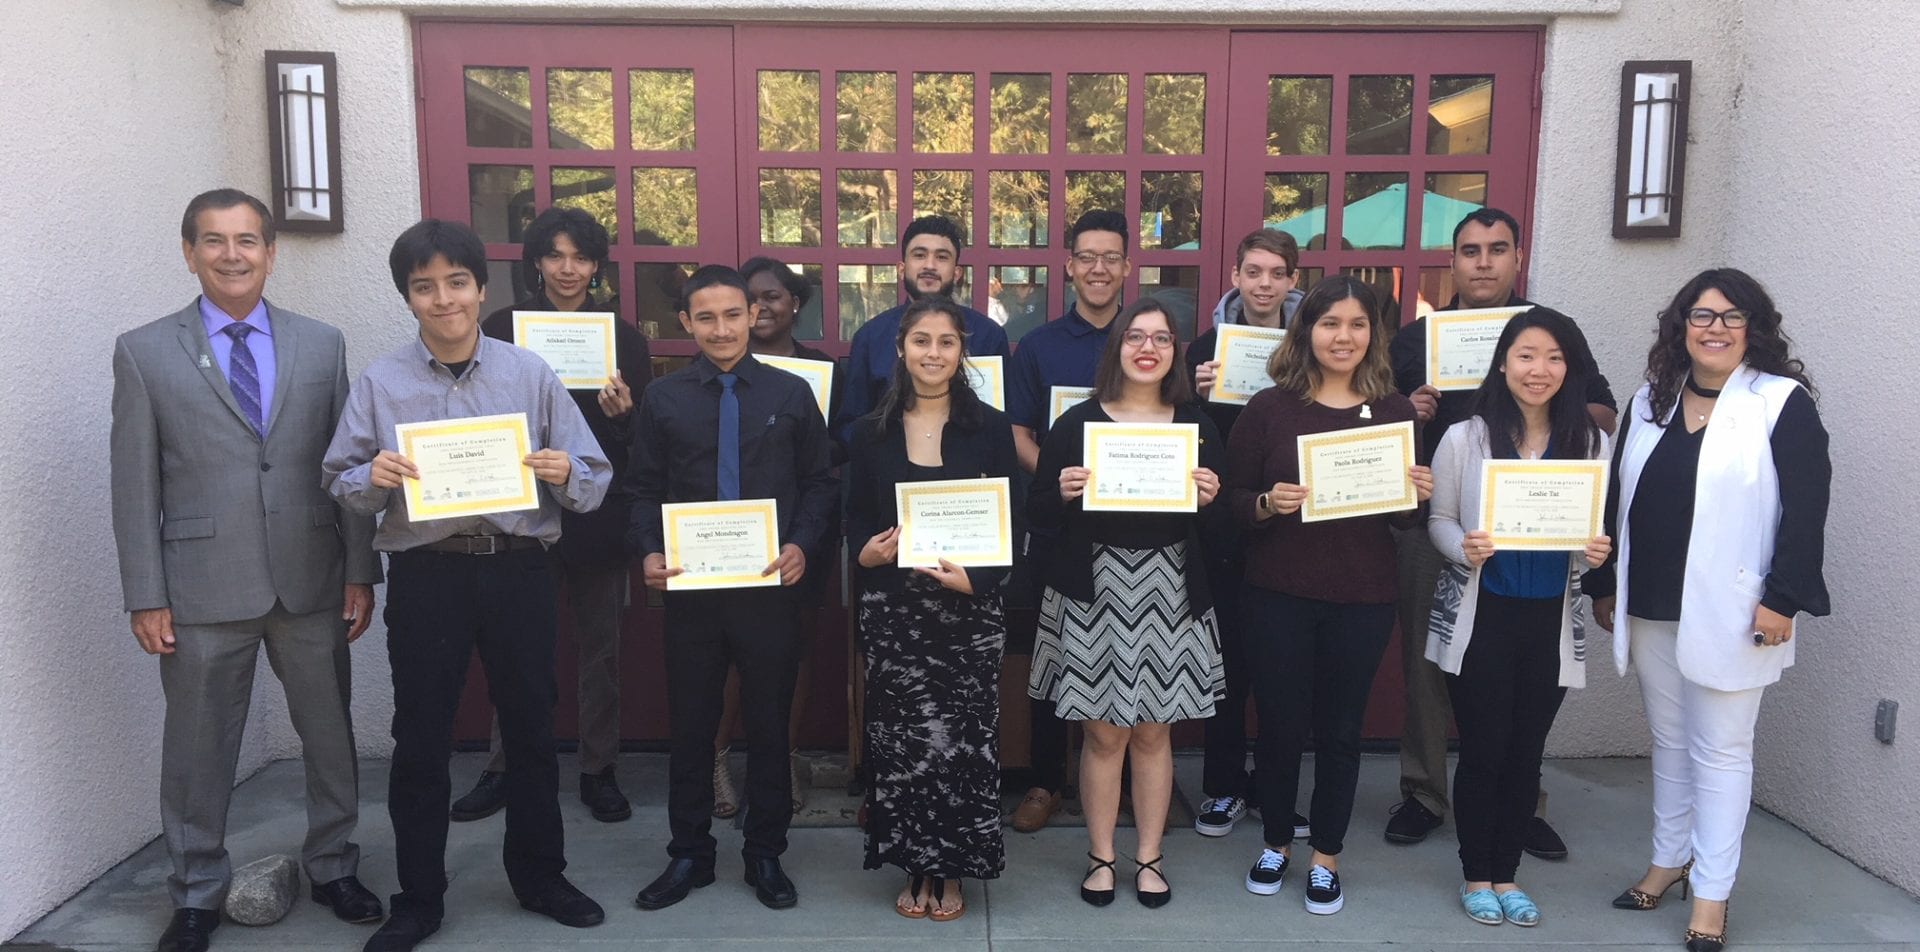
[
  {"x1": 836, "y1": 300, "x2": 1008, "y2": 443},
  {"x1": 1005, "y1": 307, "x2": 1111, "y2": 439}
]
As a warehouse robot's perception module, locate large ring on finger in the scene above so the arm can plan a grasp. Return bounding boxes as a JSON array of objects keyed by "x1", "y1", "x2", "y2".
[{"x1": 1752, "y1": 631, "x2": 1766, "y2": 646}]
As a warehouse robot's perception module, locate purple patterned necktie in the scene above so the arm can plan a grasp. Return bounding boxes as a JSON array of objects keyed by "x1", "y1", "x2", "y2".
[{"x1": 222, "y1": 322, "x2": 264, "y2": 435}]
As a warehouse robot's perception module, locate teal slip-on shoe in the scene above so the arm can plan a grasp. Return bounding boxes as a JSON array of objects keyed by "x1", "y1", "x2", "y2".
[
  {"x1": 1461, "y1": 885, "x2": 1503, "y2": 925},
  {"x1": 1497, "y1": 888, "x2": 1540, "y2": 927}
]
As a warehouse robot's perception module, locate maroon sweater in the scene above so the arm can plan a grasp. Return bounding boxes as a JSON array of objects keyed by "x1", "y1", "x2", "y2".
[{"x1": 1224, "y1": 387, "x2": 1420, "y2": 605}]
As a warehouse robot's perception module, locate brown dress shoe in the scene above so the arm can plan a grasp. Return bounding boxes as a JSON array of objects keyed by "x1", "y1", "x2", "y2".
[{"x1": 1010, "y1": 787, "x2": 1062, "y2": 833}]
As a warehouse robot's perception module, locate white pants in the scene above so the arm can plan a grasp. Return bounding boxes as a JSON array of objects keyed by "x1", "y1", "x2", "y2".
[{"x1": 1629, "y1": 619, "x2": 1766, "y2": 901}]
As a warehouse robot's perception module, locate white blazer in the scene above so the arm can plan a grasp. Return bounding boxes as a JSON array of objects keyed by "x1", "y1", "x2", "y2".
[{"x1": 1612, "y1": 365, "x2": 1804, "y2": 691}]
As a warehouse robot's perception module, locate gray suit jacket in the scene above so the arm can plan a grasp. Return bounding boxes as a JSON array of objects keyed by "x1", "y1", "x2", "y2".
[{"x1": 111, "y1": 299, "x2": 380, "y2": 625}]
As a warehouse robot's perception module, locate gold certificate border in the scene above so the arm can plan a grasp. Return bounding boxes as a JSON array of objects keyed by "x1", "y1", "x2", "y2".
[
  {"x1": 1425, "y1": 307, "x2": 1526, "y2": 392},
  {"x1": 1049, "y1": 386, "x2": 1095, "y2": 425},
  {"x1": 662, "y1": 499, "x2": 782, "y2": 591},
  {"x1": 1083, "y1": 422, "x2": 1200, "y2": 512},
  {"x1": 756, "y1": 354, "x2": 834, "y2": 420},
  {"x1": 513, "y1": 311, "x2": 618, "y2": 389},
  {"x1": 964, "y1": 356, "x2": 1006, "y2": 410},
  {"x1": 1209, "y1": 323, "x2": 1287, "y2": 405},
  {"x1": 895, "y1": 477, "x2": 1014, "y2": 568},
  {"x1": 1297, "y1": 420, "x2": 1416, "y2": 522},
  {"x1": 398, "y1": 413, "x2": 538, "y2": 520},
  {"x1": 1478, "y1": 459, "x2": 1609, "y2": 551}
]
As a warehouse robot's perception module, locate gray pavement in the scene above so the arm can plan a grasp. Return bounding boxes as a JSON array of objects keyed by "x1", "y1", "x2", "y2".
[{"x1": 16, "y1": 753, "x2": 1920, "y2": 950}]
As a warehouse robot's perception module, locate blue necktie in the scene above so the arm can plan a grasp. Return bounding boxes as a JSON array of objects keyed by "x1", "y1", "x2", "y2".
[
  {"x1": 222, "y1": 323, "x2": 264, "y2": 436},
  {"x1": 717, "y1": 372, "x2": 740, "y2": 500}
]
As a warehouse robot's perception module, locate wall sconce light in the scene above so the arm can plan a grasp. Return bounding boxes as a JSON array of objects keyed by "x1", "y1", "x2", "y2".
[
  {"x1": 1613, "y1": 60, "x2": 1691, "y2": 239},
  {"x1": 265, "y1": 51, "x2": 344, "y2": 233}
]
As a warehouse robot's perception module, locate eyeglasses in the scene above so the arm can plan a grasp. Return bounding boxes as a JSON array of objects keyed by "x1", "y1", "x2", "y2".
[
  {"x1": 1122, "y1": 330, "x2": 1175, "y2": 349},
  {"x1": 1685, "y1": 307, "x2": 1750, "y2": 329},
  {"x1": 1071, "y1": 251, "x2": 1126, "y2": 267}
]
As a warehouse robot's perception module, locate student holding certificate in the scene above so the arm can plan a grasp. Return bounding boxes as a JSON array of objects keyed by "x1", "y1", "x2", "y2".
[
  {"x1": 1585, "y1": 270, "x2": 1830, "y2": 952},
  {"x1": 456, "y1": 206, "x2": 653, "y2": 827},
  {"x1": 1028, "y1": 299, "x2": 1226, "y2": 911},
  {"x1": 1222, "y1": 277, "x2": 1431, "y2": 915},
  {"x1": 845, "y1": 298, "x2": 1020, "y2": 922},
  {"x1": 1423, "y1": 309, "x2": 1612, "y2": 927}
]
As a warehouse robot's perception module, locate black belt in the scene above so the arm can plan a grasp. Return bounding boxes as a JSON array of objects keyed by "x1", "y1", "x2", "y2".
[{"x1": 415, "y1": 534, "x2": 545, "y2": 556}]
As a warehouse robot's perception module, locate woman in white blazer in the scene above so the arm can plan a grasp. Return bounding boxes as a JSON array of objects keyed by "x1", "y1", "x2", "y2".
[
  {"x1": 1425, "y1": 308, "x2": 1612, "y2": 928},
  {"x1": 1587, "y1": 269, "x2": 1831, "y2": 952}
]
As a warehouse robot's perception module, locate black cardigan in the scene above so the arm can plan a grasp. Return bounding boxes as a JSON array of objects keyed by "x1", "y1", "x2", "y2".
[
  {"x1": 845, "y1": 404, "x2": 1022, "y2": 595},
  {"x1": 1027, "y1": 398, "x2": 1226, "y2": 619}
]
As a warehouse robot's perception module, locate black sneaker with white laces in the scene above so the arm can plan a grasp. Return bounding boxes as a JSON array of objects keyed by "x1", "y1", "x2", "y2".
[
  {"x1": 1244, "y1": 848, "x2": 1289, "y2": 895},
  {"x1": 1304, "y1": 864, "x2": 1343, "y2": 915},
  {"x1": 1195, "y1": 796, "x2": 1249, "y2": 836}
]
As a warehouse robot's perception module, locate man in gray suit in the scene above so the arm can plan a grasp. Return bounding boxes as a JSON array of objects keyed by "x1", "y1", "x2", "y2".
[{"x1": 111, "y1": 189, "x2": 387, "y2": 952}]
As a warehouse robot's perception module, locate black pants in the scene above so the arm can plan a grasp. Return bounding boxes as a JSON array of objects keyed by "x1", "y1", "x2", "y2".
[
  {"x1": 1446, "y1": 590, "x2": 1567, "y2": 884},
  {"x1": 1201, "y1": 556, "x2": 1255, "y2": 800},
  {"x1": 664, "y1": 586, "x2": 803, "y2": 864},
  {"x1": 1243, "y1": 587, "x2": 1393, "y2": 855},
  {"x1": 384, "y1": 548, "x2": 564, "y2": 918}
]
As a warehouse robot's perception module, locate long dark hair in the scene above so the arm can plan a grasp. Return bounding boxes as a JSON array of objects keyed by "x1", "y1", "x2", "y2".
[
  {"x1": 1469, "y1": 307, "x2": 1602, "y2": 460},
  {"x1": 1266, "y1": 276, "x2": 1396, "y2": 402},
  {"x1": 1091, "y1": 298, "x2": 1194, "y2": 405},
  {"x1": 1644, "y1": 268, "x2": 1814, "y2": 426},
  {"x1": 866, "y1": 297, "x2": 985, "y2": 429}
]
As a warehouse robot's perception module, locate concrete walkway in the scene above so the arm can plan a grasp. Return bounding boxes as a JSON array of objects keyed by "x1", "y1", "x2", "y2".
[{"x1": 16, "y1": 754, "x2": 1920, "y2": 950}]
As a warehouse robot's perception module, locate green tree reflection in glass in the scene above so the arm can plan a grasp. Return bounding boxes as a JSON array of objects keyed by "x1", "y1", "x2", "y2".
[
  {"x1": 990, "y1": 74, "x2": 1050, "y2": 154},
  {"x1": 837, "y1": 72, "x2": 897, "y2": 152},
  {"x1": 630, "y1": 69, "x2": 696, "y2": 151},
  {"x1": 1144, "y1": 74, "x2": 1205, "y2": 155},
  {"x1": 759, "y1": 70, "x2": 821, "y2": 152},
  {"x1": 913, "y1": 72, "x2": 974, "y2": 153}
]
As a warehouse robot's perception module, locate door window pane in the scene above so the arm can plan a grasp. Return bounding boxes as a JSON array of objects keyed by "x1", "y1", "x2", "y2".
[
  {"x1": 989, "y1": 170, "x2": 1049, "y2": 248},
  {"x1": 551, "y1": 167, "x2": 618, "y2": 242},
  {"x1": 1144, "y1": 74, "x2": 1206, "y2": 155},
  {"x1": 837, "y1": 169, "x2": 899, "y2": 248},
  {"x1": 837, "y1": 264, "x2": 900, "y2": 341},
  {"x1": 1292, "y1": 267, "x2": 1326, "y2": 298},
  {"x1": 468, "y1": 164, "x2": 534, "y2": 243},
  {"x1": 1265, "y1": 172, "x2": 1330, "y2": 251},
  {"x1": 547, "y1": 69, "x2": 614, "y2": 150},
  {"x1": 913, "y1": 72, "x2": 974, "y2": 153},
  {"x1": 912, "y1": 170, "x2": 973, "y2": 243},
  {"x1": 465, "y1": 67, "x2": 532, "y2": 148},
  {"x1": 631, "y1": 167, "x2": 698, "y2": 246},
  {"x1": 1416, "y1": 266, "x2": 1457, "y2": 319},
  {"x1": 1428, "y1": 75, "x2": 1493, "y2": 155},
  {"x1": 632, "y1": 262, "x2": 699, "y2": 341},
  {"x1": 630, "y1": 69, "x2": 696, "y2": 151},
  {"x1": 990, "y1": 73, "x2": 1050, "y2": 154},
  {"x1": 836, "y1": 71, "x2": 896, "y2": 152},
  {"x1": 759, "y1": 70, "x2": 821, "y2": 152},
  {"x1": 479, "y1": 260, "x2": 525, "y2": 319},
  {"x1": 1137, "y1": 265, "x2": 1202, "y2": 342},
  {"x1": 1421, "y1": 172, "x2": 1487, "y2": 250},
  {"x1": 1139, "y1": 171, "x2": 1202, "y2": 251},
  {"x1": 1266, "y1": 76, "x2": 1330, "y2": 155},
  {"x1": 780, "y1": 263, "x2": 827, "y2": 341},
  {"x1": 1340, "y1": 265, "x2": 1403, "y2": 321},
  {"x1": 1346, "y1": 75, "x2": 1413, "y2": 155},
  {"x1": 1067, "y1": 73, "x2": 1127, "y2": 154},
  {"x1": 993, "y1": 265, "x2": 1050, "y2": 341},
  {"x1": 759, "y1": 168, "x2": 823, "y2": 247},
  {"x1": 1066, "y1": 170, "x2": 1126, "y2": 224},
  {"x1": 1342, "y1": 172, "x2": 1408, "y2": 250}
]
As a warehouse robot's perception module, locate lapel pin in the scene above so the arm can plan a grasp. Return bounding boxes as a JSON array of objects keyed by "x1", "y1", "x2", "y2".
[
  {"x1": 198, "y1": 354, "x2": 212, "y2": 369},
  {"x1": 1359, "y1": 404, "x2": 1373, "y2": 419}
]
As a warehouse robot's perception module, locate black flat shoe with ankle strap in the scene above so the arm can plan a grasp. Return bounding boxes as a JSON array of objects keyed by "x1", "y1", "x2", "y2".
[
  {"x1": 1133, "y1": 854, "x2": 1171, "y2": 909},
  {"x1": 1081, "y1": 852, "x2": 1117, "y2": 907}
]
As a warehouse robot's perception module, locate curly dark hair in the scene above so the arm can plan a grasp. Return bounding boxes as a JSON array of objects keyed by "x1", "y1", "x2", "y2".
[{"x1": 1643, "y1": 268, "x2": 1814, "y2": 426}]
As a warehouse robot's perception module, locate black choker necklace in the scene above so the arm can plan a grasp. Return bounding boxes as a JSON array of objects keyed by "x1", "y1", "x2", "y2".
[{"x1": 1686, "y1": 377, "x2": 1722, "y2": 398}]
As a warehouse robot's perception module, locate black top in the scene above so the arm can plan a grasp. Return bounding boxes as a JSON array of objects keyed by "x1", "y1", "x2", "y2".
[
  {"x1": 845, "y1": 404, "x2": 1022, "y2": 595},
  {"x1": 1389, "y1": 295, "x2": 1618, "y2": 464},
  {"x1": 625, "y1": 353, "x2": 838, "y2": 559},
  {"x1": 1027, "y1": 398, "x2": 1226, "y2": 618},
  {"x1": 758, "y1": 340, "x2": 849, "y2": 466},
  {"x1": 1584, "y1": 387, "x2": 1831, "y2": 620},
  {"x1": 483, "y1": 294, "x2": 654, "y2": 566}
]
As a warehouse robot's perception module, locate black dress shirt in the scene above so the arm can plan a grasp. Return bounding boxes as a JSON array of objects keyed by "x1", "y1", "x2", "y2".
[
  {"x1": 845, "y1": 403, "x2": 1022, "y2": 594},
  {"x1": 626, "y1": 353, "x2": 838, "y2": 559}
]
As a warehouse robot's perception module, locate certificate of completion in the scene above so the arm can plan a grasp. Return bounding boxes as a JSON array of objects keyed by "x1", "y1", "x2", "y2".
[
  {"x1": 661, "y1": 499, "x2": 781, "y2": 591},
  {"x1": 512, "y1": 311, "x2": 617, "y2": 390},
  {"x1": 1425, "y1": 306, "x2": 1527, "y2": 391},
  {"x1": 396, "y1": 413, "x2": 539, "y2": 521},
  {"x1": 1478, "y1": 459, "x2": 1608, "y2": 551},
  {"x1": 1296, "y1": 420, "x2": 1417, "y2": 523},
  {"x1": 1049, "y1": 386, "x2": 1095, "y2": 424},
  {"x1": 755, "y1": 354, "x2": 834, "y2": 421},
  {"x1": 1082, "y1": 422, "x2": 1199, "y2": 512},
  {"x1": 1209, "y1": 324, "x2": 1287, "y2": 405},
  {"x1": 895, "y1": 477, "x2": 1013, "y2": 568},
  {"x1": 962, "y1": 356, "x2": 1005, "y2": 410}
]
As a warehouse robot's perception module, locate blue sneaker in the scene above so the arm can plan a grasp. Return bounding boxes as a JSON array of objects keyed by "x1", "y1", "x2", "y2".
[
  {"x1": 1461, "y1": 885, "x2": 1503, "y2": 925},
  {"x1": 1497, "y1": 888, "x2": 1540, "y2": 927}
]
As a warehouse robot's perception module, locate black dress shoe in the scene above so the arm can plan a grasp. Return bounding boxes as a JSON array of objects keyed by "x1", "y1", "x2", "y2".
[
  {"x1": 361, "y1": 912, "x2": 440, "y2": 952},
  {"x1": 579, "y1": 766, "x2": 632, "y2": 822},
  {"x1": 1384, "y1": 797, "x2": 1443, "y2": 844},
  {"x1": 1523, "y1": 815, "x2": 1569, "y2": 860},
  {"x1": 449, "y1": 770, "x2": 507, "y2": 822},
  {"x1": 744, "y1": 856, "x2": 798, "y2": 909},
  {"x1": 518, "y1": 876, "x2": 605, "y2": 927},
  {"x1": 634, "y1": 858, "x2": 716, "y2": 910},
  {"x1": 156, "y1": 908, "x2": 218, "y2": 952},
  {"x1": 311, "y1": 875, "x2": 385, "y2": 924}
]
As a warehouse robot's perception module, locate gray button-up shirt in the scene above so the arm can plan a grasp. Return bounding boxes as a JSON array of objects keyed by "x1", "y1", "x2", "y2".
[{"x1": 323, "y1": 334, "x2": 611, "y2": 551}]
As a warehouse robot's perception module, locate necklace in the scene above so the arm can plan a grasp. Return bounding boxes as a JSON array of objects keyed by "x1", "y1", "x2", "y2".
[{"x1": 1685, "y1": 376, "x2": 1720, "y2": 422}]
